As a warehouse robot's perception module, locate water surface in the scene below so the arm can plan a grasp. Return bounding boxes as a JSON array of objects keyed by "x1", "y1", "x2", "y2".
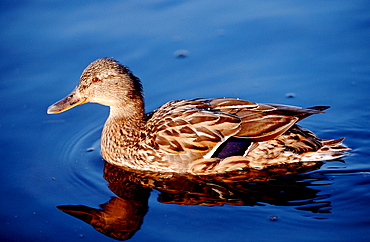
[{"x1": 1, "y1": 1, "x2": 369, "y2": 241}]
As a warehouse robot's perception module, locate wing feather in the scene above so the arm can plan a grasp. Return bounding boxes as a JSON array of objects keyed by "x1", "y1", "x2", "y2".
[
  {"x1": 147, "y1": 99, "x2": 241, "y2": 156},
  {"x1": 208, "y1": 98, "x2": 325, "y2": 141},
  {"x1": 146, "y1": 98, "x2": 327, "y2": 158}
]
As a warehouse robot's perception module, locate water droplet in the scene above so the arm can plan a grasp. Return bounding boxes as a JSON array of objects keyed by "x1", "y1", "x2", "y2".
[
  {"x1": 174, "y1": 49, "x2": 189, "y2": 58},
  {"x1": 269, "y1": 215, "x2": 278, "y2": 221},
  {"x1": 285, "y1": 92, "x2": 296, "y2": 98}
]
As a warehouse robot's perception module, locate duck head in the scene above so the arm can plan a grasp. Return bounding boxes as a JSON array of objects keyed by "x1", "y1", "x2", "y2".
[{"x1": 47, "y1": 58, "x2": 143, "y2": 114}]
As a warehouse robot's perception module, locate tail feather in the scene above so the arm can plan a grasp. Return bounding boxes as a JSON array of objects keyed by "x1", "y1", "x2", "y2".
[
  {"x1": 301, "y1": 138, "x2": 350, "y2": 161},
  {"x1": 306, "y1": 106, "x2": 330, "y2": 112}
]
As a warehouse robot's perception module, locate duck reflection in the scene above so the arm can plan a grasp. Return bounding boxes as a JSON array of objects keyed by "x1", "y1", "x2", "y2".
[
  {"x1": 58, "y1": 161, "x2": 332, "y2": 240},
  {"x1": 58, "y1": 179, "x2": 150, "y2": 241}
]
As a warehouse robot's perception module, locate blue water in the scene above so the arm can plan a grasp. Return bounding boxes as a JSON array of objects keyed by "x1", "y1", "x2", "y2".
[{"x1": 1, "y1": 1, "x2": 370, "y2": 241}]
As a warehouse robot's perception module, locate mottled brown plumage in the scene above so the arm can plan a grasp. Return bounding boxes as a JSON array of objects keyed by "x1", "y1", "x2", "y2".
[{"x1": 47, "y1": 58, "x2": 349, "y2": 174}]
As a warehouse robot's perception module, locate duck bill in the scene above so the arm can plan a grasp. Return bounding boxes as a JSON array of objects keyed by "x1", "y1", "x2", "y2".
[{"x1": 47, "y1": 88, "x2": 87, "y2": 114}]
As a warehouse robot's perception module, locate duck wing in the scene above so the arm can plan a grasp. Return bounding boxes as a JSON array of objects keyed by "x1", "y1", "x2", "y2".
[
  {"x1": 207, "y1": 98, "x2": 326, "y2": 141},
  {"x1": 146, "y1": 98, "x2": 326, "y2": 156},
  {"x1": 147, "y1": 99, "x2": 241, "y2": 156}
]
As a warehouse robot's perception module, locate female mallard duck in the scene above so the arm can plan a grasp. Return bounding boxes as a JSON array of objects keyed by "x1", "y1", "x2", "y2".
[{"x1": 47, "y1": 58, "x2": 349, "y2": 174}]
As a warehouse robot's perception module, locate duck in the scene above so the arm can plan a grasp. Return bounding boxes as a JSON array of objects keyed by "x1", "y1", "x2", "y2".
[{"x1": 47, "y1": 58, "x2": 349, "y2": 175}]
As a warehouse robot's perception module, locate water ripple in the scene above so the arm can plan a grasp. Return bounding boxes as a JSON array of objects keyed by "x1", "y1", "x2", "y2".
[{"x1": 58, "y1": 123, "x2": 107, "y2": 197}]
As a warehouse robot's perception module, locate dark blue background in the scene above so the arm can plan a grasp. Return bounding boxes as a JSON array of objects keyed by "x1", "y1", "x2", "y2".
[{"x1": 1, "y1": 1, "x2": 369, "y2": 241}]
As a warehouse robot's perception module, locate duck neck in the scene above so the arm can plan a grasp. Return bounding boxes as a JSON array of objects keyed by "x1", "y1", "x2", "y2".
[
  {"x1": 106, "y1": 100, "x2": 146, "y2": 132},
  {"x1": 110, "y1": 101, "x2": 144, "y2": 119},
  {"x1": 101, "y1": 100, "x2": 146, "y2": 160}
]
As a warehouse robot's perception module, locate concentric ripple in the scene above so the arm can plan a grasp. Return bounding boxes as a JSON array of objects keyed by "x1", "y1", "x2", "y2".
[{"x1": 58, "y1": 122, "x2": 109, "y2": 197}]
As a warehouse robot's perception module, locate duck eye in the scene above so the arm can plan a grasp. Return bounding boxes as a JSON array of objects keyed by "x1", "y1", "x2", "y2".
[{"x1": 92, "y1": 77, "x2": 100, "y2": 82}]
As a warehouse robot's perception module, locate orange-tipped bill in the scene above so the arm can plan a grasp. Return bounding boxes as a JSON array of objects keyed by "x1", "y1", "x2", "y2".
[{"x1": 47, "y1": 88, "x2": 87, "y2": 114}]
